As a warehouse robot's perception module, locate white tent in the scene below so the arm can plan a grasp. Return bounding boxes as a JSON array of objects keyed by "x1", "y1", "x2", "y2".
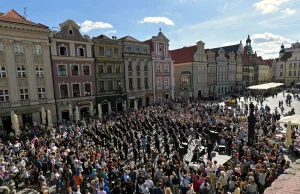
[
  {"x1": 75, "y1": 106, "x2": 80, "y2": 122},
  {"x1": 41, "y1": 107, "x2": 46, "y2": 125},
  {"x1": 69, "y1": 104, "x2": 73, "y2": 120},
  {"x1": 247, "y1": 82, "x2": 284, "y2": 90},
  {"x1": 12, "y1": 114, "x2": 21, "y2": 136},
  {"x1": 47, "y1": 110, "x2": 52, "y2": 127},
  {"x1": 108, "y1": 102, "x2": 112, "y2": 115},
  {"x1": 278, "y1": 115, "x2": 300, "y2": 126}
]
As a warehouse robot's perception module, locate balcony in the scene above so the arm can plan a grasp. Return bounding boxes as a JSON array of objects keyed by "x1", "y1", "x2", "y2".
[
  {"x1": 20, "y1": 99, "x2": 30, "y2": 106},
  {"x1": 181, "y1": 83, "x2": 191, "y2": 88},
  {"x1": 0, "y1": 101, "x2": 11, "y2": 108},
  {"x1": 39, "y1": 98, "x2": 47, "y2": 104},
  {"x1": 97, "y1": 73, "x2": 123, "y2": 79},
  {"x1": 164, "y1": 86, "x2": 170, "y2": 90}
]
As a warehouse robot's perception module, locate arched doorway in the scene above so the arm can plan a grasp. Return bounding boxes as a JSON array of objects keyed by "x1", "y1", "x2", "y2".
[
  {"x1": 101, "y1": 101, "x2": 108, "y2": 114},
  {"x1": 80, "y1": 107, "x2": 89, "y2": 119},
  {"x1": 116, "y1": 99, "x2": 122, "y2": 112},
  {"x1": 198, "y1": 90, "x2": 202, "y2": 97}
]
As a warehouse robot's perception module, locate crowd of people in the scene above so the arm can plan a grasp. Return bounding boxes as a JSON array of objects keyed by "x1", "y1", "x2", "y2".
[{"x1": 0, "y1": 91, "x2": 297, "y2": 194}]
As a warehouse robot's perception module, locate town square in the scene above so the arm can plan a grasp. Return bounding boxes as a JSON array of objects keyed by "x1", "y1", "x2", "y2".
[{"x1": 1, "y1": 0, "x2": 300, "y2": 194}]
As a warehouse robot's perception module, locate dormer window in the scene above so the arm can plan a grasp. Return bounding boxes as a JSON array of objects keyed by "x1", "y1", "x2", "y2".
[
  {"x1": 33, "y1": 45, "x2": 41, "y2": 55},
  {"x1": 59, "y1": 46, "x2": 67, "y2": 56},
  {"x1": 77, "y1": 47, "x2": 84, "y2": 57}
]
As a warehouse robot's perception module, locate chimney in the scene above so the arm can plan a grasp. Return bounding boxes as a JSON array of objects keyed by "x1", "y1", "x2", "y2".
[
  {"x1": 112, "y1": 36, "x2": 114, "y2": 39},
  {"x1": 115, "y1": 36, "x2": 117, "y2": 39},
  {"x1": 0, "y1": 12, "x2": 4, "y2": 16}
]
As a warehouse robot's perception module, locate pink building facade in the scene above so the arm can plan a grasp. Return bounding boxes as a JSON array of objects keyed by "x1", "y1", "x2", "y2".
[{"x1": 145, "y1": 30, "x2": 174, "y2": 103}]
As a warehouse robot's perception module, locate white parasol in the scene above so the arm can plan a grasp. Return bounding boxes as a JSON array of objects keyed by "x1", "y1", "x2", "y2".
[
  {"x1": 47, "y1": 110, "x2": 52, "y2": 127},
  {"x1": 98, "y1": 104, "x2": 102, "y2": 119},
  {"x1": 123, "y1": 100, "x2": 127, "y2": 111},
  {"x1": 10, "y1": 111, "x2": 14, "y2": 130},
  {"x1": 69, "y1": 104, "x2": 73, "y2": 120},
  {"x1": 41, "y1": 107, "x2": 46, "y2": 125},
  {"x1": 75, "y1": 106, "x2": 79, "y2": 122},
  {"x1": 278, "y1": 115, "x2": 300, "y2": 126},
  {"x1": 12, "y1": 114, "x2": 21, "y2": 136},
  {"x1": 89, "y1": 102, "x2": 93, "y2": 116},
  {"x1": 108, "y1": 102, "x2": 112, "y2": 115}
]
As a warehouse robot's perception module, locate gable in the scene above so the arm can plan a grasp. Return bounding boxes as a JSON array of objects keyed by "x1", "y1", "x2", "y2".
[
  {"x1": 121, "y1": 36, "x2": 141, "y2": 43},
  {"x1": 155, "y1": 32, "x2": 169, "y2": 42},
  {"x1": 53, "y1": 20, "x2": 86, "y2": 42}
]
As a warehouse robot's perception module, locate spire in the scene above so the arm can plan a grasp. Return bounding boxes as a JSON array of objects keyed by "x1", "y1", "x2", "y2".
[{"x1": 246, "y1": 34, "x2": 251, "y2": 44}]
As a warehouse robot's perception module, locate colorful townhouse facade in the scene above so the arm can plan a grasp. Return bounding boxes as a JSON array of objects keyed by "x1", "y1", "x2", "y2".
[
  {"x1": 120, "y1": 36, "x2": 153, "y2": 107},
  {"x1": 144, "y1": 30, "x2": 174, "y2": 103},
  {"x1": 49, "y1": 20, "x2": 96, "y2": 122},
  {"x1": 0, "y1": 10, "x2": 56, "y2": 136}
]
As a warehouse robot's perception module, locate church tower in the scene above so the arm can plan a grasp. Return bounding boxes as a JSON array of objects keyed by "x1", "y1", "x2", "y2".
[{"x1": 246, "y1": 35, "x2": 253, "y2": 54}]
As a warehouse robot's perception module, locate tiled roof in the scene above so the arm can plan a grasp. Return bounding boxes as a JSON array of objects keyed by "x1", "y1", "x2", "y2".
[
  {"x1": 263, "y1": 59, "x2": 274, "y2": 67},
  {"x1": 119, "y1": 35, "x2": 142, "y2": 43},
  {"x1": 279, "y1": 52, "x2": 292, "y2": 61},
  {"x1": 0, "y1": 9, "x2": 48, "y2": 28},
  {"x1": 169, "y1": 45, "x2": 197, "y2": 64},
  {"x1": 257, "y1": 56, "x2": 265, "y2": 64},
  {"x1": 210, "y1": 44, "x2": 240, "y2": 54}
]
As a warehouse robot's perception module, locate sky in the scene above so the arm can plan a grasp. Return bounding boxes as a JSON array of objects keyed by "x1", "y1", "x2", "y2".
[{"x1": 3, "y1": 0, "x2": 300, "y2": 59}]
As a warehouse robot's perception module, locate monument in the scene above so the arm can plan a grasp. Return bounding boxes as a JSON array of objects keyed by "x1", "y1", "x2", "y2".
[{"x1": 248, "y1": 102, "x2": 256, "y2": 146}]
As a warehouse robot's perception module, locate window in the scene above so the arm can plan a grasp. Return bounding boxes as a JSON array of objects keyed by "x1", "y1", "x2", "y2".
[
  {"x1": 107, "y1": 65, "x2": 112, "y2": 73},
  {"x1": 71, "y1": 65, "x2": 79, "y2": 76},
  {"x1": 77, "y1": 48, "x2": 85, "y2": 57},
  {"x1": 294, "y1": 71, "x2": 296, "y2": 76},
  {"x1": 156, "y1": 64, "x2": 161, "y2": 72},
  {"x1": 83, "y1": 65, "x2": 90, "y2": 75},
  {"x1": 289, "y1": 63, "x2": 292, "y2": 68},
  {"x1": 144, "y1": 62, "x2": 148, "y2": 71},
  {"x1": 58, "y1": 65, "x2": 67, "y2": 76},
  {"x1": 38, "y1": 88, "x2": 46, "y2": 98},
  {"x1": 98, "y1": 65, "x2": 104, "y2": 73},
  {"x1": 197, "y1": 65, "x2": 200, "y2": 71},
  {"x1": 144, "y1": 78, "x2": 148, "y2": 88},
  {"x1": 19, "y1": 89, "x2": 29, "y2": 100},
  {"x1": 143, "y1": 49, "x2": 147, "y2": 54},
  {"x1": 59, "y1": 46, "x2": 67, "y2": 56},
  {"x1": 106, "y1": 48, "x2": 111, "y2": 57},
  {"x1": 137, "y1": 78, "x2": 141, "y2": 89},
  {"x1": 14, "y1": 43, "x2": 24, "y2": 54},
  {"x1": 0, "y1": 65, "x2": 6, "y2": 77},
  {"x1": 0, "y1": 42, "x2": 3, "y2": 52},
  {"x1": 181, "y1": 76, "x2": 189, "y2": 84},
  {"x1": 164, "y1": 77, "x2": 169, "y2": 86},
  {"x1": 156, "y1": 77, "x2": 162, "y2": 87},
  {"x1": 107, "y1": 81, "x2": 113, "y2": 90},
  {"x1": 294, "y1": 63, "x2": 297, "y2": 68},
  {"x1": 116, "y1": 80, "x2": 121, "y2": 89},
  {"x1": 129, "y1": 78, "x2": 133, "y2": 89},
  {"x1": 60, "y1": 84, "x2": 68, "y2": 98},
  {"x1": 99, "y1": 81, "x2": 105, "y2": 91},
  {"x1": 164, "y1": 64, "x2": 169, "y2": 72},
  {"x1": 299, "y1": 63, "x2": 300, "y2": 68},
  {"x1": 114, "y1": 48, "x2": 119, "y2": 57},
  {"x1": 136, "y1": 62, "x2": 140, "y2": 71},
  {"x1": 158, "y1": 93, "x2": 162, "y2": 102},
  {"x1": 298, "y1": 71, "x2": 300, "y2": 76},
  {"x1": 136, "y1": 48, "x2": 139, "y2": 54},
  {"x1": 84, "y1": 83, "x2": 91, "y2": 96},
  {"x1": 33, "y1": 45, "x2": 41, "y2": 55},
  {"x1": 72, "y1": 84, "x2": 80, "y2": 97},
  {"x1": 197, "y1": 76, "x2": 200, "y2": 83},
  {"x1": 16, "y1": 65, "x2": 26, "y2": 77},
  {"x1": 128, "y1": 62, "x2": 132, "y2": 71},
  {"x1": 116, "y1": 65, "x2": 121, "y2": 73},
  {"x1": 0, "y1": 90, "x2": 9, "y2": 102},
  {"x1": 127, "y1": 47, "x2": 131, "y2": 53},
  {"x1": 289, "y1": 71, "x2": 292, "y2": 76},
  {"x1": 36, "y1": 66, "x2": 44, "y2": 77}
]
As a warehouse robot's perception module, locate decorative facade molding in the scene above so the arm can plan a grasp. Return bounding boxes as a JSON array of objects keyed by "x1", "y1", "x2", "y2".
[
  {"x1": 36, "y1": 77, "x2": 45, "y2": 86},
  {"x1": 15, "y1": 55, "x2": 25, "y2": 63},
  {"x1": 0, "y1": 78, "x2": 8, "y2": 88},
  {"x1": 0, "y1": 54, "x2": 5, "y2": 63},
  {"x1": 17, "y1": 78, "x2": 28, "y2": 87},
  {"x1": 34, "y1": 56, "x2": 43, "y2": 64}
]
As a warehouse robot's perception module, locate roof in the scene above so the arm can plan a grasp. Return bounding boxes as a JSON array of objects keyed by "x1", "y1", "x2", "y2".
[
  {"x1": 263, "y1": 59, "x2": 274, "y2": 67},
  {"x1": 279, "y1": 52, "x2": 292, "y2": 61},
  {"x1": 119, "y1": 36, "x2": 142, "y2": 43},
  {"x1": 181, "y1": 71, "x2": 191, "y2": 74},
  {"x1": 257, "y1": 56, "x2": 265, "y2": 65},
  {"x1": 210, "y1": 44, "x2": 240, "y2": 54},
  {"x1": 169, "y1": 45, "x2": 197, "y2": 64},
  {"x1": 0, "y1": 9, "x2": 48, "y2": 28}
]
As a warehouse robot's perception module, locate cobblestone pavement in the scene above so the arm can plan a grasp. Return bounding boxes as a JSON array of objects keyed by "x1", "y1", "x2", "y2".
[{"x1": 16, "y1": 92, "x2": 300, "y2": 194}]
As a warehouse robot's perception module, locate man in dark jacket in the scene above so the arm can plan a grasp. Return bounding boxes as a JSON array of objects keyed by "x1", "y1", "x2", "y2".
[{"x1": 152, "y1": 183, "x2": 164, "y2": 194}]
